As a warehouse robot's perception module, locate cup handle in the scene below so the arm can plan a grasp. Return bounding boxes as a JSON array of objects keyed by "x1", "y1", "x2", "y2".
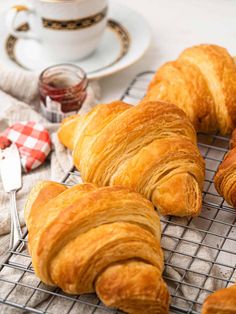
[{"x1": 6, "y1": 5, "x2": 39, "y2": 40}]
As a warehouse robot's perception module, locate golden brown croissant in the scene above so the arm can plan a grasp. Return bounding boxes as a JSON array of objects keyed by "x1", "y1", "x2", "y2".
[
  {"x1": 214, "y1": 129, "x2": 236, "y2": 207},
  {"x1": 145, "y1": 44, "x2": 236, "y2": 134},
  {"x1": 25, "y1": 181, "x2": 170, "y2": 314},
  {"x1": 58, "y1": 100, "x2": 205, "y2": 217},
  {"x1": 201, "y1": 285, "x2": 236, "y2": 314}
]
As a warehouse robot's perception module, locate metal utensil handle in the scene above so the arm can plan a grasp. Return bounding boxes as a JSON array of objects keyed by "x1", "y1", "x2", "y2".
[
  {"x1": 9, "y1": 190, "x2": 22, "y2": 247},
  {"x1": 9, "y1": 213, "x2": 14, "y2": 250}
]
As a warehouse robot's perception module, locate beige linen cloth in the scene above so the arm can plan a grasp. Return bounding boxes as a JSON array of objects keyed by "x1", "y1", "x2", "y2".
[{"x1": 0, "y1": 65, "x2": 233, "y2": 313}]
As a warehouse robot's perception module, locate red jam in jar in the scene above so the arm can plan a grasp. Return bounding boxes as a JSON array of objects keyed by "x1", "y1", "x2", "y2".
[{"x1": 39, "y1": 64, "x2": 88, "y2": 123}]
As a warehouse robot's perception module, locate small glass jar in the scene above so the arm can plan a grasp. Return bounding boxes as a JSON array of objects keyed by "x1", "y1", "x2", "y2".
[{"x1": 39, "y1": 64, "x2": 88, "y2": 123}]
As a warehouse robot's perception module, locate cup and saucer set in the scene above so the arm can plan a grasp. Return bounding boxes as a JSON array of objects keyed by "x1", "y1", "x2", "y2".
[{"x1": 0, "y1": 0, "x2": 151, "y2": 80}]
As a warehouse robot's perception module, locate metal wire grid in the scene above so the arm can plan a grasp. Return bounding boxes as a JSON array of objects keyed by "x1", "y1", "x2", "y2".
[{"x1": 0, "y1": 71, "x2": 235, "y2": 314}]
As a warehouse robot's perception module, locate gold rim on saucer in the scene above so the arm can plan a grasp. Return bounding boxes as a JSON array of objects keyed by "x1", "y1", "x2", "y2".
[{"x1": 5, "y1": 19, "x2": 130, "y2": 74}]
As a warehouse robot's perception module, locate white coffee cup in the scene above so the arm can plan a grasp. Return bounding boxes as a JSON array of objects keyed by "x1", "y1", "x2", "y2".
[{"x1": 6, "y1": 0, "x2": 108, "y2": 61}]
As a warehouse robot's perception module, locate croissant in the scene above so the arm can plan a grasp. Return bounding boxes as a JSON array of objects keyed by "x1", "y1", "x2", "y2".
[
  {"x1": 201, "y1": 285, "x2": 236, "y2": 314},
  {"x1": 145, "y1": 44, "x2": 236, "y2": 134},
  {"x1": 58, "y1": 100, "x2": 205, "y2": 217},
  {"x1": 24, "y1": 181, "x2": 170, "y2": 314},
  {"x1": 214, "y1": 129, "x2": 236, "y2": 207}
]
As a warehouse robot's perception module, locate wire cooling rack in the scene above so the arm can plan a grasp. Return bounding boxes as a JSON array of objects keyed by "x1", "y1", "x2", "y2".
[{"x1": 0, "y1": 71, "x2": 235, "y2": 314}]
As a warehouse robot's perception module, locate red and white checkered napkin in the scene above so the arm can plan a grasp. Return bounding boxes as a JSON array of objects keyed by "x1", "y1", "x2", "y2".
[{"x1": 0, "y1": 121, "x2": 51, "y2": 172}]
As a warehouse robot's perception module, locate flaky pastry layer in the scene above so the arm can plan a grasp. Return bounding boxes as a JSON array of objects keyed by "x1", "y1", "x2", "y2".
[{"x1": 25, "y1": 181, "x2": 170, "y2": 314}]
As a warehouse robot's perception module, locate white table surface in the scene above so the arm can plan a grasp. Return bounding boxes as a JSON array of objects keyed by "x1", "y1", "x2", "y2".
[
  {"x1": 1, "y1": 0, "x2": 236, "y2": 104},
  {"x1": 101, "y1": 0, "x2": 236, "y2": 102}
]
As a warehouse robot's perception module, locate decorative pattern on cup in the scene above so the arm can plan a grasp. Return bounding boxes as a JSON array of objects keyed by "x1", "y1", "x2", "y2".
[
  {"x1": 42, "y1": 7, "x2": 108, "y2": 30},
  {"x1": 5, "y1": 20, "x2": 131, "y2": 72}
]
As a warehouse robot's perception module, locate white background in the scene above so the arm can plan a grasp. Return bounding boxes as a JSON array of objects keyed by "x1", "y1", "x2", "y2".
[{"x1": 100, "y1": 0, "x2": 236, "y2": 102}]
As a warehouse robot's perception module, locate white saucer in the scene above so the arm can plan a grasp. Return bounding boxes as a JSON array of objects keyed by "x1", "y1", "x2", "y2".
[{"x1": 0, "y1": 2, "x2": 151, "y2": 79}]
